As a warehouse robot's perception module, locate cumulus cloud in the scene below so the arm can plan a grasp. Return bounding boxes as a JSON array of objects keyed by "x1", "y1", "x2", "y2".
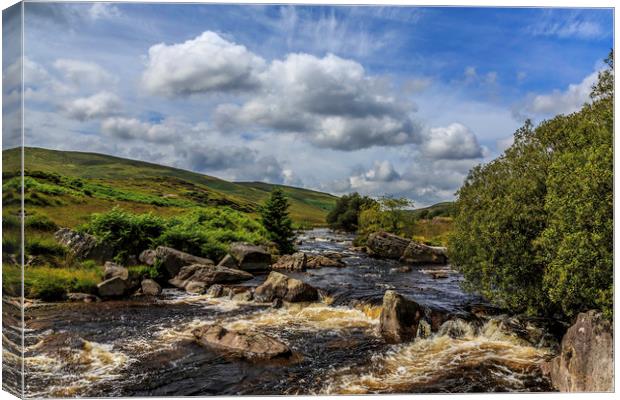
[
  {"x1": 421, "y1": 123, "x2": 483, "y2": 160},
  {"x1": 142, "y1": 31, "x2": 266, "y2": 96},
  {"x1": 216, "y1": 52, "x2": 421, "y2": 150},
  {"x1": 517, "y1": 70, "x2": 597, "y2": 118},
  {"x1": 88, "y1": 4, "x2": 120, "y2": 20},
  {"x1": 54, "y1": 58, "x2": 116, "y2": 87},
  {"x1": 61, "y1": 91, "x2": 121, "y2": 121},
  {"x1": 101, "y1": 117, "x2": 182, "y2": 143}
]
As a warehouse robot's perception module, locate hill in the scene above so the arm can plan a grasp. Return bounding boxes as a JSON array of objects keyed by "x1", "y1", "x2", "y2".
[{"x1": 2, "y1": 147, "x2": 337, "y2": 227}]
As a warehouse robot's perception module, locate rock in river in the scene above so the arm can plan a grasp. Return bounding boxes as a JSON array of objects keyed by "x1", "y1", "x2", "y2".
[
  {"x1": 141, "y1": 279, "x2": 162, "y2": 296},
  {"x1": 306, "y1": 254, "x2": 345, "y2": 269},
  {"x1": 97, "y1": 276, "x2": 127, "y2": 297},
  {"x1": 169, "y1": 264, "x2": 253, "y2": 292},
  {"x1": 544, "y1": 310, "x2": 613, "y2": 392},
  {"x1": 254, "y1": 271, "x2": 318, "y2": 303},
  {"x1": 366, "y1": 231, "x2": 410, "y2": 260},
  {"x1": 272, "y1": 252, "x2": 307, "y2": 271},
  {"x1": 401, "y1": 242, "x2": 448, "y2": 265},
  {"x1": 154, "y1": 246, "x2": 214, "y2": 278},
  {"x1": 229, "y1": 242, "x2": 272, "y2": 272},
  {"x1": 193, "y1": 325, "x2": 292, "y2": 360},
  {"x1": 379, "y1": 290, "x2": 425, "y2": 343}
]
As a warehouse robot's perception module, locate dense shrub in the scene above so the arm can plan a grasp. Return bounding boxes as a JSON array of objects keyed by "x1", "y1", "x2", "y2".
[
  {"x1": 25, "y1": 214, "x2": 58, "y2": 231},
  {"x1": 326, "y1": 193, "x2": 376, "y2": 232},
  {"x1": 260, "y1": 188, "x2": 295, "y2": 254},
  {"x1": 449, "y1": 52, "x2": 613, "y2": 320}
]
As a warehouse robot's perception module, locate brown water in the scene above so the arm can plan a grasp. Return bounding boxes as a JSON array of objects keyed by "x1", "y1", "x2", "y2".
[{"x1": 3, "y1": 229, "x2": 554, "y2": 397}]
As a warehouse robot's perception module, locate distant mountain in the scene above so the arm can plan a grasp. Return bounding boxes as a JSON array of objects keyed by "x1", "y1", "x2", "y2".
[{"x1": 2, "y1": 147, "x2": 337, "y2": 227}]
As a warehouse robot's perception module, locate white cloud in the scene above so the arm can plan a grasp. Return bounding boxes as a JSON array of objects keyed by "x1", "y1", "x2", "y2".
[
  {"x1": 485, "y1": 71, "x2": 498, "y2": 85},
  {"x1": 88, "y1": 4, "x2": 120, "y2": 20},
  {"x1": 101, "y1": 117, "x2": 182, "y2": 143},
  {"x1": 141, "y1": 31, "x2": 266, "y2": 96},
  {"x1": 61, "y1": 91, "x2": 121, "y2": 121},
  {"x1": 54, "y1": 58, "x2": 116, "y2": 88},
  {"x1": 421, "y1": 123, "x2": 483, "y2": 160},
  {"x1": 529, "y1": 17, "x2": 605, "y2": 39}
]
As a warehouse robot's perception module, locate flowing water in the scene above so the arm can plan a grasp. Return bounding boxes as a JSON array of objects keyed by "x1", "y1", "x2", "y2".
[{"x1": 3, "y1": 229, "x2": 554, "y2": 397}]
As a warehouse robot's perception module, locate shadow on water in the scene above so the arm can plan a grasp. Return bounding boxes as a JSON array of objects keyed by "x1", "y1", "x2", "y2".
[{"x1": 11, "y1": 229, "x2": 552, "y2": 397}]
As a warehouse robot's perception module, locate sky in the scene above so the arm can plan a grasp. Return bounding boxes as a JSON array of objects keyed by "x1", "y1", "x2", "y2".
[{"x1": 2, "y1": 2, "x2": 614, "y2": 206}]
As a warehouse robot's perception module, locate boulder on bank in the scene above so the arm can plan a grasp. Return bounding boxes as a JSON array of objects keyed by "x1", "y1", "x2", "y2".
[
  {"x1": 139, "y1": 249, "x2": 157, "y2": 266},
  {"x1": 141, "y1": 279, "x2": 162, "y2": 296},
  {"x1": 272, "y1": 252, "x2": 307, "y2": 272},
  {"x1": 103, "y1": 261, "x2": 129, "y2": 280},
  {"x1": 379, "y1": 290, "x2": 425, "y2": 343},
  {"x1": 154, "y1": 246, "x2": 214, "y2": 277},
  {"x1": 54, "y1": 228, "x2": 114, "y2": 262},
  {"x1": 217, "y1": 254, "x2": 238, "y2": 269},
  {"x1": 366, "y1": 231, "x2": 410, "y2": 260},
  {"x1": 169, "y1": 264, "x2": 253, "y2": 292},
  {"x1": 193, "y1": 325, "x2": 291, "y2": 360},
  {"x1": 401, "y1": 242, "x2": 448, "y2": 265},
  {"x1": 229, "y1": 243, "x2": 271, "y2": 272},
  {"x1": 544, "y1": 310, "x2": 613, "y2": 392},
  {"x1": 254, "y1": 271, "x2": 318, "y2": 303},
  {"x1": 306, "y1": 254, "x2": 346, "y2": 269},
  {"x1": 97, "y1": 276, "x2": 127, "y2": 297}
]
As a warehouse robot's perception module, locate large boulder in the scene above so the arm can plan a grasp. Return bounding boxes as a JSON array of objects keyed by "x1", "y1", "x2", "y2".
[
  {"x1": 103, "y1": 261, "x2": 129, "y2": 280},
  {"x1": 141, "y1": 279, "x2": 162, "y2": 296},
  {"x1": 54, "y1": 228, "x2": 114, "y2": 262},
  {"x1": 366, "y1": 231, "x2": 410, "y2": 260},
  {"x1": 272, "y1": 252, "x2": 307, "y2": 272},
  {"x1": 400, "y1": 242, "x2": 448, "y2": 265},
  {"x1": 97, "y1": 276, "x2": 127, "y2": 297},
  {"x1": 154, "y1": 246, "x2": 214, "y2": 278},
  {"x1": 254, "y1": 271, "x2": 318, "y2": 303},
  {"x1": 193, "y1": 325, "x2": 291, "y2": 360},
  {"x1": 217, "y1": 254, "x2": 238, "y2": 269},
  {"x1": 306, "y1": 254, "x2": 346, "y2": 269},
  {"x1": 544, "y1": 311, "x2": 613, "y2": 392},
  {"x1": 139, "y1": 249, "x2": 157, "y2": 266},
  {"x1": 229, "y1": 243, "x2": 271, "y2": 273},
  {"x1": 169, "y1": 264, "x2": 253, "y2": 291},
  {"x1": 379, "y1": 290, "x2": 425, "y2": 343}
]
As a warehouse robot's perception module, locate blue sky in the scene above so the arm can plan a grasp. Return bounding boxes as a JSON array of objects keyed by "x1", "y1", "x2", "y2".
[{"x1": 2, "y1": 3, "x2": 613, "y2": 206}]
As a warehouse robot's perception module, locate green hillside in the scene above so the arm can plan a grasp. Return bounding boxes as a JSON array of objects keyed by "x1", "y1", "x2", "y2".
[{"x1": 2, "y1": 147, "x2": 337, "y2": 227}]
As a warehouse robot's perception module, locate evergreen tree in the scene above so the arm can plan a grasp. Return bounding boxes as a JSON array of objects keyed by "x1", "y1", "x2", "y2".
[{"x1": 260, "y1": 188, "x2": 295, "y2": 254}]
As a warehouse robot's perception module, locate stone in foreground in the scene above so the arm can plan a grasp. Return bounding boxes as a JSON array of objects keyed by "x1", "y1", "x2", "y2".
[
  {"x1": 141, "y1": 279, "x2": 162, "y2": 296},
  {"x1": 229, "y1": 242, "x2": 271, "y2": 272},
  {"x1": 254, "y1": 271, "x2": 318, "y2": 303},
  {"x1": 193, "y1": 325, "x2": 292, "y2": 360},
  {"x1": 544, "y1": 310, "x2": 613, "y2": 392},
  {"x1": 379, "y1": 290, "x2": 425, "y2": 343}
]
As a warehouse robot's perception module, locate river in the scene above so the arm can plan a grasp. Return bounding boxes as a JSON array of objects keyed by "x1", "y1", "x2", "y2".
[{"x1": 3, "y1": 229, "x2": 553, "y2": 396}]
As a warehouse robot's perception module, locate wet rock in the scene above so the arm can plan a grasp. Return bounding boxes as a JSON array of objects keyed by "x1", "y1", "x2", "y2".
[
  {"x1": 232, "y1": 289, "x2": 253, "y2": 302},
  {"x1": 229, "y1": 242, "x2": 271, "y2": 272},
  {"x1": 486, "y1": 315, "x2": 563, "y2": 350},
  {"x1": 366, "y1": 231, "x2": 410, "y2": 260},
  {"x1": 141, "y1": 279, "x2": 162, "y2": 296},
  {"x1": 54, "y1": 228, "x2": 114, "y2": 262},
  {"x1": 169, "y1": 264, "x2": 253, "y2": 291},
  {"x1": 429, "y1": 271, "x2": 449, "y2": 279},
  {"x1": 139, "y1": 249, "x2": 157, "y2": 266},
  {"x1": 400, "y1": 242, "x2": 448, "y2": 265},
  {"x1": 254, "y1": 271, "x2": 318, "y2": 303},
  {"x1": 417, "y1": 320, "x2": 432, "y2": 339},
  {"x1": 306, "y1": 254, "x2": 346, "y2": 269},
  {"x1": 544, "y1": 311, "x2": 613, "y2": 392},
  {"x1": 438, "y1": 319, "x2": 473, "y2": 339},
  {"x1": 103, "y1": 261, "x2": 129, "y2": 280},
  {"x1": 390, "y1": 266, "x2": 412, "y2": 273},
  {"x1": 272, "y1": 252, "x2": 307, "y2": 272},
  {"x1": 193, "y1": 325, "x2": 292, "y2": 360},
  {"x1": 66, "y1": 293, "x2": 100, "y2": 303},
  {"x1": 155, "y1": 246, "x2": 214, "y2": 278},
  {"x1": 186, "y1": 281, "x2": 207, "y2": 294},
  {"x1": 97, "y1": 276, "x2": 127, "y2": 297},
  {"x1": 217, "y1": 254, "x2": 238, "y2": 269},
  {"x1": 379, "y1": 290, "x2": 425, "y2": 343},
  {"x1": 271, "y1": 298, "x2": 283, "y2": 309},
  {"x1": 206, "y1": 284, "x2": 225, "y2": 298}
]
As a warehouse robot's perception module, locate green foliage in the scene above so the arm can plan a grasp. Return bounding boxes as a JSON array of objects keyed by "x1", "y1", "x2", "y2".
[
  {"x1": 449, "y1": 52, "x2": 613, "y2": 319},
  {"x1": 260, "y1": 188, "x2": 295, "y2": 254},
  {"x1": 25, "y1": 237, "x2": 66, "y2": 257},
  {"x1": 358, "y1": 196, "x2": 415, "y2": 238},
  {"x1": 128, "y1": 264, "x2": 160, "y2": 280},
  {"x1": 326, "y1": 192, "x2": 377, "y2": 232},
  {"x1": 25, "y1": 214, "x2": 58, "y2": 231}
]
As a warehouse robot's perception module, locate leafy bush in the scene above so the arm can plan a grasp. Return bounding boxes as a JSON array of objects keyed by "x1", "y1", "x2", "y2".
[
  {"x1": 260, "y1": 188, "x2": 295, "y2": 254},
  {"x1": 449, "y1": 52, "x2": 613, "y2": 320},
  {"x1": 326, "y1": 192, "x2": 377, "y2": 232},
  {"x1": 25, "y1": 214, "x2": 58, "y2": 231}
]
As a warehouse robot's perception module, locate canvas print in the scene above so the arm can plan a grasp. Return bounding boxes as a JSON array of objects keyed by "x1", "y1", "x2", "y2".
[{"x1": 1, "y1": 1, "x2": 614, "y2": 397}]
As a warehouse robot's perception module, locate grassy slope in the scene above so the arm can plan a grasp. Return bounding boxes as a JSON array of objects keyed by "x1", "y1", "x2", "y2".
[{"x1": 2, "y1": 147, "x2": 337, "y2": 227}]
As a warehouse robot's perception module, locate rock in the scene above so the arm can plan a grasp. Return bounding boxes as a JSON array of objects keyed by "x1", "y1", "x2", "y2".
[
  {"x1": 272, "y1": 252, "x2": 307, "y2": 271},
  {"x1": 141, "y1": 279, "x2": 162, "y2": 296},
  {"x1": 545, "y1": 311, "x2": 613, "y2": 392},
  {"x1": 97, "y1": 276, "x2": 127, "y2": 297},
  {"x1": 379, "y1": 290, "x2": 425, "y2": 343},
  {"x1": 438, "y1": 319, "x2": 474, "y2": 339},
  {"x1": 429, "y1": 271, "x2": 449, "y2": 279},
  {"x1": 306, "y1": 254, "x2": 346, "y2": 269},
  {"x1": 229, "y1": 243, "x2": 271, "y2": 272},
  {"x1": 217, "y1": 254, "x2": 238, "y2": 269},
  {"x1": 232, "y1": 290, "x2": 253, "y2": 302},
  {"x1": 155, "y1": 246, "x2": 214, "y2": 278},
  {"x1": 54, "y1": 228, "x2": 113, "y2": 262},
  {"x1": 401, "y1": 242, "x2": 448, "y2": 265},
  {"x1": 169, "y1": 264, "x2": 254, "y2": 291},
  {"x1": 390, "y1": 266, "x2": 412, "y2": 273},
  {"x1": 193, "y1": 325, "x2": 292, "y2": 360},
  {"x1": 103, "y1": 261, "x2": 129, "y2": 280},
  {"x1": 186, "y1": 281, "x2": 207, "y2": 294},
  {"x1": 417, "y1": 320, "x2": 432, "y2": 339},
  {"x1": 271, "y1": 298, "x2": 283, "y2": 309},
  {"x1": 139, "y1": 249, "x2": 157, "y2": 266},
  {"x1": 366, "y1": 231, "x2": 410, "y2": 260},
  {"x1": 206, "y1": 284, "x2": 225, "y2": 298},
  {"x1": 349, "y1": 246, "x2": 366, "y2": 253},
  {"x1": 66, "y1": 293, "x2": 100, "y2": 303},
  {"x1": 254, "y1": 271, "x2": 319, "y2": 303}
]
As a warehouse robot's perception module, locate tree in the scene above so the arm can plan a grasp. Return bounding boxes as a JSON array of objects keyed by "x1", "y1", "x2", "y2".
[
  {"x1": 260, "y1": 188, "x2": 295, "y2": 254},
  {"x1": 326, "y1": 192, "x2": 376, "y2": 232},
  {"x1": 358, "y1": 196, "x2": 415, "y2": 238},
  {"x1": 449, "y1": 52, "x2": 613, "y2": 319}
]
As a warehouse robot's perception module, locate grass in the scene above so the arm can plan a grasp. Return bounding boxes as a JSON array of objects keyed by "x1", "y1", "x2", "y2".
[{"x1": 411, "y1": 217, "x2": 453, "y2": 247}]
